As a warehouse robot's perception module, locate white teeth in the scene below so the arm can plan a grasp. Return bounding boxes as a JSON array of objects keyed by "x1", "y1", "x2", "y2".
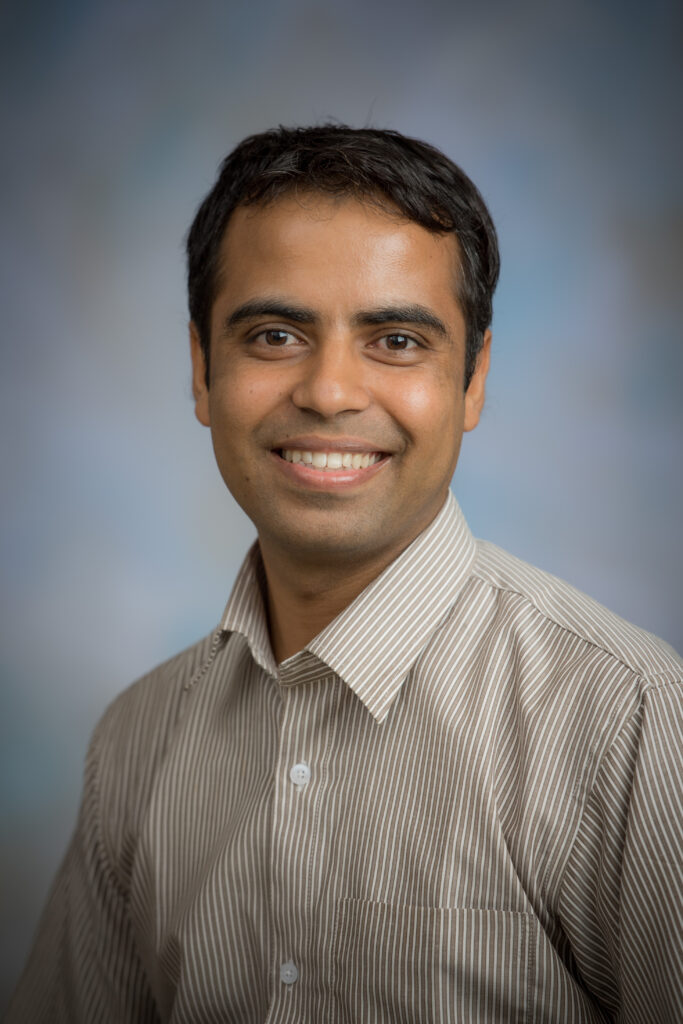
[{"x1": 281, "y1": 449, "x2": 383, "y2": 470}]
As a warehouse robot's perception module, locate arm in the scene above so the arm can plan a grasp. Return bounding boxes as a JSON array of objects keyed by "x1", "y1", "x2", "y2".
[
  {"x1": 5, "y1": 726, "x2": 160, "y2": 1023},
  {"x1": 560, "y1": 678, "x2": 683, "y2": 1022}
]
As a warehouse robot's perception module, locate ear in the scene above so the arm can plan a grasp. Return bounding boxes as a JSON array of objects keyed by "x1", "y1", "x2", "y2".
[
  {"x1": 190, "y1": 323, "x2": 211, "y2": 427},
  {"x1": 463, "y1": 329, "x2": 491, "y2": 433}
]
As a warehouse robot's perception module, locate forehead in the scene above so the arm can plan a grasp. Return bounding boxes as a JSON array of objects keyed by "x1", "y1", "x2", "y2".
[{"x1": 214, "y1": 194, "x2": 464, "y2": 323}]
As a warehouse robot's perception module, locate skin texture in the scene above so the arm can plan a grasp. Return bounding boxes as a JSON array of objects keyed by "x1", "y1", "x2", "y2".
[{"x1": 191, "y1": 195, "x2": 490, "y2": 661}]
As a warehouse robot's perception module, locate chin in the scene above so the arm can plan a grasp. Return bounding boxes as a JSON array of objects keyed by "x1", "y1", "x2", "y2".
[
  {"x1": 285, "y1": 524, "x2": 374, "y2": 555},
  {"x1": 260, "y1": 516, "x2": 382, "y2": 563}
]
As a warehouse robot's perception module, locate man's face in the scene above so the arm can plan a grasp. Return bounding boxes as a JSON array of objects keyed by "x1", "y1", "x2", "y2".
[{"x1": 191, "y1": 194, "x2": 489, "y2": 569}]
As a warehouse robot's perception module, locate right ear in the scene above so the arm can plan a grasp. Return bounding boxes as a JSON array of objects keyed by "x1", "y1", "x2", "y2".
[{"x1": 190, "y1": 323, "x2": 211, "y2": 427}]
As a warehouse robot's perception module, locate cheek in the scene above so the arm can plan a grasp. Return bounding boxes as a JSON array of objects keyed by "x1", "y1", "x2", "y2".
[
  {"x1": 385, "y1": 373, "x2": 462, "y2": 442},
  {"x1": 209, "y1": 368, "x2": 286, "y2": 435}
]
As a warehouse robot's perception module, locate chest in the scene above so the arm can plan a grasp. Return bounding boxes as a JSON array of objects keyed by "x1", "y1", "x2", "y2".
[{"x1": 126, "y1": 667, "x2": 602, "y2": 1021}]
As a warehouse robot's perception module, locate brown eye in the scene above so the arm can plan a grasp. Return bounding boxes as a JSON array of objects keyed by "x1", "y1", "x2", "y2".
[
  {"x1": 383, "y1": 334, "x2": 418, "y2": 350},
  {"x1": 263, "y1": 329, "x2": 292, "y2": 346}
]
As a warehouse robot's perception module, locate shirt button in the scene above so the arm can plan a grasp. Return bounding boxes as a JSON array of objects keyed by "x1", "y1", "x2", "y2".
[
  {"x1": 280, "y1": 960, "x2": 298, "y2": 985},
  {"x1": 290, "y1": 762, "x2": 311, "y2": 787}
]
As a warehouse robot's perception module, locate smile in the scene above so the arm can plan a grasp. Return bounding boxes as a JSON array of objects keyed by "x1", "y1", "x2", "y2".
[{"x1": 279, "y1": 449, "x2": 384, "y2": 470}]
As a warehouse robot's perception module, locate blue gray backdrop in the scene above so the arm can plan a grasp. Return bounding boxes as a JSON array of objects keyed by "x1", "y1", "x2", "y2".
[{"x1": 2, "y1": 0, "x2": 681, "y2": 1005}]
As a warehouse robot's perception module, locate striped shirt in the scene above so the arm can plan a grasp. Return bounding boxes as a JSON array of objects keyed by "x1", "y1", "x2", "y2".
[{"x1": 8, "y1": 493, "x2": 683, "y2": 1023}]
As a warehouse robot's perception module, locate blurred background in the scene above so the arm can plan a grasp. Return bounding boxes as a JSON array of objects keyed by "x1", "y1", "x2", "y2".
[{"x1": 1, "y1": 0, "x2": 681, "y2": 1005}]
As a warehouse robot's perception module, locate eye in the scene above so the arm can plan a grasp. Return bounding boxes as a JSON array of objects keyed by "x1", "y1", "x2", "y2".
[
  {"x1": 373, "y1": 333, "x2": 422, "y2": 354},
  {"x1": 381, "y1": 334, "x2": 418, "y2": 350},
  {"x1": 254, "y1": 329, "x2": 299, "y2": 347}
]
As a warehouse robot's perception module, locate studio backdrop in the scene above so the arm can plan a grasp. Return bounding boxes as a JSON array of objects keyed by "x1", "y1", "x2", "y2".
[{"x1": 1, "y1": 0, "x2": 681, "y2": 1007}]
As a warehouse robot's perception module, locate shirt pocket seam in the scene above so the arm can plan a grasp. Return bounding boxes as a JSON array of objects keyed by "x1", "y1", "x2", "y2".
[{"x1": 332, "y1": 899, "x2": 534, "y2": 1024}]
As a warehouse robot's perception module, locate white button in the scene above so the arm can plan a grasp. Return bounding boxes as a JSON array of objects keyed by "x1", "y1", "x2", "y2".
[
  {"x1": 289, "y1": 762, "x2": 311, "y2": 787},
  {"x1": 280, "y1": 960, "x2": 298, "y2": 984}
]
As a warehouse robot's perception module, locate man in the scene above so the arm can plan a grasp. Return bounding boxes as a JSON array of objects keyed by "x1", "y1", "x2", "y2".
[{"x1": 8, "y1": 126, "x2": 682, "y2": 1022}]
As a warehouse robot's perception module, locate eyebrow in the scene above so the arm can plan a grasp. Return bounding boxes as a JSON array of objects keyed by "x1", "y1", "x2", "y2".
[
  {"x1": 222, "y1": 298, "x2": 450, "y2": 339},
  {"x1": 350, "y1": 305, "x2": 449, "y2": 338},
  {"x1": 223, "y1": 299, "x2": 319, "y2": 334}
]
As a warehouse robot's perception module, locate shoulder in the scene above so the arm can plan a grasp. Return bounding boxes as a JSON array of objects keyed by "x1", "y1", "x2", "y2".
[
  {"x1": 455, "y1": 540, "x2": 681, "y2": 794},
  {"x1": 90, "y1": 630, "x2": 220, "y2": 764},
  {"x1": 470, "y1": 538, "x2": 682, "y2": 685},
  {"x1": 84, "y1": 631, "x2": 222, "y2": 877},
  {"x1": 458, "y1": 541, "x2": 682, "y2": 914}
]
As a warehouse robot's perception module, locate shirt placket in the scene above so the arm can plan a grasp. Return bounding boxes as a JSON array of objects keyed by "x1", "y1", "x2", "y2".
[{"x1": 265, "y1": 654, "x2": 339, "y2": 1023}]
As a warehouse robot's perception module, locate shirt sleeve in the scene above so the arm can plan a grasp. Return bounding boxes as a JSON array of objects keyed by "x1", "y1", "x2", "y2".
[
  {"x1": 559, "y1": 678, "x2": 683, "y2": 1022},
  {"x1": 5, "y1": 726, "x2": 161, "y2": 1023}
]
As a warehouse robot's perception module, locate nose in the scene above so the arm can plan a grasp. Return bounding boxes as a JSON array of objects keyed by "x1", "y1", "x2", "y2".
[{"x1": 291, "y1": 338, "x2": 370, "y2": 418}]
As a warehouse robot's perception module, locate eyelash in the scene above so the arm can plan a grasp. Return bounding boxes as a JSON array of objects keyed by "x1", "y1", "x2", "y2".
[
  {"x1": 375, "y1": 334, "x2": 420, "y2": 351},
  {"x1": 251, "y1": 329, "x2": 300, "y2": 347}
]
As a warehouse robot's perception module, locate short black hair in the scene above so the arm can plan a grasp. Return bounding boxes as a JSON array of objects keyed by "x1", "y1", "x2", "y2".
[{"x1": 186, "y1": 124, "x2": 500, "y2": 389}]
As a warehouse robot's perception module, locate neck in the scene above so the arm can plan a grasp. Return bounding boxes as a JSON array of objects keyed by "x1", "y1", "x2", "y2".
[{"x1": 260, "y1": 543, "x2": 396, "y2": 664}]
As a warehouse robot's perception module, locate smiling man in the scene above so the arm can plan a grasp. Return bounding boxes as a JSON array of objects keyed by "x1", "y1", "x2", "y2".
[
  {"x1": 190, "y1": 193, "x2": 488, "y2": 663},
  {"x1": 9, "y1": 126, "x2": 682, "y2": 1023}
]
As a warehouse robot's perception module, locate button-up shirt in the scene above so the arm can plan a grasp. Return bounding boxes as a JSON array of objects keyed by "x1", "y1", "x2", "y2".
[{"x1": 8, "y1": 493, "x2": 683, "y2": 1022}]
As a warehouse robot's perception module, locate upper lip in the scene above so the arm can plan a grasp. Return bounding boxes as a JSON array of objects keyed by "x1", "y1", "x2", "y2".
[{"x1": 273, "y1": 436, "x2": 392, "y2": 453}]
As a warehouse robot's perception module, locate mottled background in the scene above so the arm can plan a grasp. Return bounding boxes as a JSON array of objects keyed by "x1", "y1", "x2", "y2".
[{"x1": 1, "y1": 0, "x2": 681, "y2": 1005}]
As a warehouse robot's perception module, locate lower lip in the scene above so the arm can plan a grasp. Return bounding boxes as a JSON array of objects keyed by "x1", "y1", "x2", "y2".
[{"x1": 270, "y1": 451, "x2": 390, "y2": 490}]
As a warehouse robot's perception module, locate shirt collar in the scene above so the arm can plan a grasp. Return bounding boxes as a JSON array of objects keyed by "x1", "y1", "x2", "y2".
[
  {"x1": 219, "y1": 490, "x2": 477, "y2": 723},
  {"x1": 219, "y1": 545, "x2": 277, "y2": 677}
]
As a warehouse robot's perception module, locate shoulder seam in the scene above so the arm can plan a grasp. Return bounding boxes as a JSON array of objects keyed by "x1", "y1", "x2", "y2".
[
  {"x1": 640, "y1": 671, "x2": 683, "y2": 692},
  {"x1": 468, "y1": 566, "x2": 669, "y2": 682}
]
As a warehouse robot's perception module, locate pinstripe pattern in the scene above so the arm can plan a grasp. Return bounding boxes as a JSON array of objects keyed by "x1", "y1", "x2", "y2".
[{"x1": 7, "y1": 494, "x2": 682, "y2": 1022}]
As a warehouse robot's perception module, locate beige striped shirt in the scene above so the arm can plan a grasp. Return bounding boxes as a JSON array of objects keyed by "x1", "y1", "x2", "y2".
[{"x1": 8, "y1": 493, "x2": 683, "y2": 1022}]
